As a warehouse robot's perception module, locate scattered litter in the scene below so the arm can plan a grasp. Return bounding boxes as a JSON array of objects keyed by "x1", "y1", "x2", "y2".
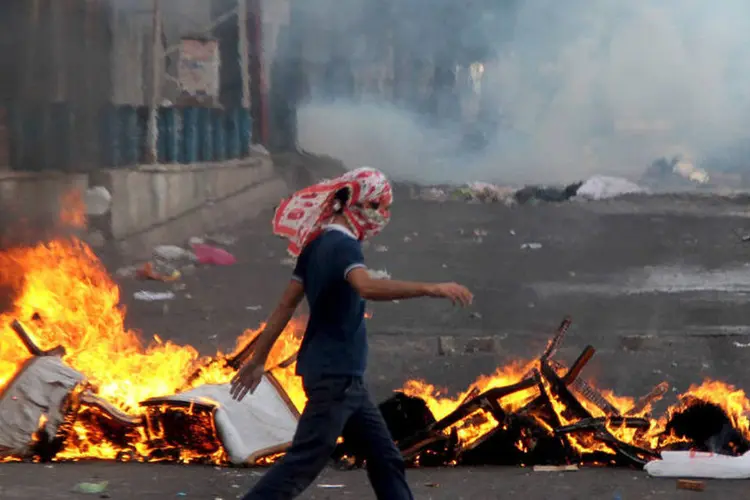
[
  {"x1": 645, "y1": 450, "x2": 750, "y2": 479},
  {"x1": 153, "y1": 245, "x2": 193, "y2": 262},
  {"x1": 576, "y1": 175, "x2": 644, "y2": 200},
  {"x1": 368, "y1": 269, "x2": 391, "y2": 280},
  {"x1": 515, "y1": 183, "x2": 582, "y2": 205},
  {"x1": 134, "y1": 291, "x2": 175, "y2": 301},
  {"x1": 280, "y1": 257, "x2": 296, "y2": 268},
  {"x1": 137, "y1": 261, "x2": 181, "y2": 282},
  {"x1": 115, "y1": 266, "x2": 137, "y2": 278},
  {"x1": 521, "y1": 243, "x2": 543, "y2": 250},
  {"x1": 73, "y1": 481, "x2": 109, "y2": 494},
  {"x1": 84, "y1": 186, "x2": 112, "y2": 216},
  {"x1": 205, "y1": 234, "x2": 237, "y2": 246},
  {"x1": 456, "y1": 182, "x2": 516, "y2": 206},
  {"x1": 424, "y1": 483, "x2": 440, "y2": 488},
  {"x1": 733, "y1": 341, "x2": 750, "y2": 348},
  {"x1": 176, "y1": 493, "x2": 187, "y2": 497},
  {"x1": 677, "y1": 479, "x2": 705, "y2": 492},
  {"x1": 403, "y1": 235, "x2": 412, "y2": 242},
  {"x1": 374, "y1": 245, "x2": 389, "y2": 253},
  {"x1": 509, "y1": 229, "x2": 516, "y2": 236},
  {"x1": 317, "y1": 484, "x2": 345, "y2": 489},
  {"x1": 533, "y1": 465, "x2": 579, "y2": 472},
  {"x1": 419, "y1": 187, "x2": 447, "y2": 201},
  {"x1": 188, "y1": 236, "x2": 205, "y2": 246},
  {"x1": 246, "y1": 305, "x2": 263, "y2": 311},
  {"x1": 192, "y1": 244, "x2": 237, "y2": 266},
  {"x1": 470, "y1": 312, "x2": 482, "y2": 319},
  {"x1": 438, "y1": 336, "x2": 456, "y2": 356},
  {"x1": 474, "y1": 229, "x2": 488, "y2": 237},
  {"x1": 441, "y1": 264, "x2": 447, "y2": 268}
]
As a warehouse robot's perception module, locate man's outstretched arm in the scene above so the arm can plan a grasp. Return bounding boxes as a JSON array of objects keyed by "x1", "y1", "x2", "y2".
[
  {"x1": 347, "y1": 267, "x2": 473, "y2": 305},
  {"x1": 230, "y1": 280, "x2": 304, "y2": 400}
]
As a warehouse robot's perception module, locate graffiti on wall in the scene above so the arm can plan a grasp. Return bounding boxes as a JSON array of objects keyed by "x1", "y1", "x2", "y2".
[{"x1": 178, "y1": 37, "x2": 220, "y2": 98}]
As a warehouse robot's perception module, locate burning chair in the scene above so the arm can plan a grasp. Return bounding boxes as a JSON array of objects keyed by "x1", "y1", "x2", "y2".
[
  {"x1": 0, "y1": 320, "x2": 300, "y2": 465},
  {"x1": 336, "y1": 317, "x2": 746, "y2": 470}
]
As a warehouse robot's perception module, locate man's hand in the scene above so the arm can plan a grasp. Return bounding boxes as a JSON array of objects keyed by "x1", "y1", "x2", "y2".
[
  {"x1": 427, "y1": 283, "x2": 474, "y2": 306},
  {"x1": 229, "y1": 359, "x2": 266, "y2": 401}
]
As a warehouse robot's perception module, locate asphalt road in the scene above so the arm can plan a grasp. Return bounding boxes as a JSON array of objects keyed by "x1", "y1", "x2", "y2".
[{"x1": 7, "y1": 191, "x2": 750, "y2": 498}]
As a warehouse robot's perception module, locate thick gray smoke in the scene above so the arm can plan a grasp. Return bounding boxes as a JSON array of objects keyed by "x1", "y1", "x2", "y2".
[{"x1": 294, "y1": 0, "x2": 750, "y2": 185}]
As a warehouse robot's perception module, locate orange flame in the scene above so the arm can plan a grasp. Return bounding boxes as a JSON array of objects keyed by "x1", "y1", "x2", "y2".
[
  {"x1": 0, "y1": 237, "x2": 304, "y2": 462},
  {"x1": 0, "y1": 234, "x2": 748, "y2": 465}
]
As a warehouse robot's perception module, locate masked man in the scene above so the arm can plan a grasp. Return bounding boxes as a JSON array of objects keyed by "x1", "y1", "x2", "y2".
[{"x1": 231, "y1": 167, "x2": 473, "y2": 499}]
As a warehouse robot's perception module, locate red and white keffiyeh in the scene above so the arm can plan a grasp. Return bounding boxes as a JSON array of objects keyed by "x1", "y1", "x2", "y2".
[{"x1": 272, "y1": 167, "x2": 393, "y2": 257}]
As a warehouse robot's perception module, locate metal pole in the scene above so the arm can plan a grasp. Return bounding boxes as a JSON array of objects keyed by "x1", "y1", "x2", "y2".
[
  {"x1": 146, "y1": 0, "x2": 162, "y2": 164},
  {"x1": 238, "y1": 0, "x2": 251, "y2": 110}
]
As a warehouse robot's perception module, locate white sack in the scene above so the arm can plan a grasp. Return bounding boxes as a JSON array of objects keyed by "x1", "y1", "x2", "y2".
[
  {"x1": 645, "y1": 450, "x2": 750, "y2": 479},
  {"x1": 576, "y1": 176, "x2": 644, "y2": 200}
]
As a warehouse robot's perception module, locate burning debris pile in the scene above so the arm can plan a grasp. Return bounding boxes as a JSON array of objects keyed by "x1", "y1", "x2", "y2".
[
  {"x1": 0, "y1": 237, "x2": 749, "y2": 471},
  {"x1": 340, "y1": 318, "x2": 750, "y2": 469}
]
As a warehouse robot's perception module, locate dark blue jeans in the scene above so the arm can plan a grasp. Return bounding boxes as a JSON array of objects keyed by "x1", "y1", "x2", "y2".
[{"x1": 243, "y1": 375, "x2": 413, "y2": 500}]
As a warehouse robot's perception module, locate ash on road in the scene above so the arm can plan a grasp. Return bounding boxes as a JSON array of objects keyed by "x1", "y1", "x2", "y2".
[{"x1": 8, "y1": 192, "x2": 750, "y2": 498}]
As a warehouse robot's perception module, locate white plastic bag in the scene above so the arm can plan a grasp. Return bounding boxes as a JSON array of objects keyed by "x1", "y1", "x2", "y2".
[
  {"x1": 644, "y1": 450, "x2": 750, "y2": 479},
  {"x1": 576, "y1": 176, "x2": 644, "y2": 200}
]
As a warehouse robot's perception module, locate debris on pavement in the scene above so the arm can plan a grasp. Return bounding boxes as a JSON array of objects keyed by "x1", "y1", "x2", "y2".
[
  {"x1": 115, "y1": 265, "x2": 137, "y2": 278},
  {"x1": 521, "y1": 242, "x2": 543, "y2": 250},
  {"x1": 677, "y1": 479, "x2": 706, "y2": 492},
  {"x1": 317, "y1": 484, "x2": 345, "y2": 489},
  {"x1": 205, "y1": 233, "x2": 238, "y2": 246},
  {"x1": 532, "y1": 465, "x2": 579, "y2": 472},
  {"x1": 465, "y1": 337, "x2": 496, "y2": 353},
  {"x1": 437, "y1": 336, "x2": 456, "y2": 356},
  {"x1": 514, "y1": 182, "x2": 582, "y2": 205},
  {"x1": 246, "y1": 305, "x2": 263, "y2": 311},
  {"x1": 154, "y1": 245, "x2": 194, "y2": 262},
  {"x1": 418, "y1": 187, "x2": 448, "y2": 201},
  {"x1": 455, "y1": 182, "x2": 516, "y2": 206},
  {"x1": 733, "y1": 341, "x2": 750, "y2": 348},
  {"x1": 374, "y1": 245, "x2": 389, "y2": 253},
  {"x1": 133, "y1": 291, "x2": 176, "y2": 301},
  {"x1": 192, "y1": 243, "x2": 237, "y2": 266},
  {"x1": 137, "y1": 261, "x2": 181, "y2": 282},
  {"x1": 576, "y1": 175, "x2": 644, "y2": 200},
  {"x1": 280, "y1": 257, "x2": 296, "y2": 268},
  {"x1": 645, "y1": 450, "x2": 750, "y2": 479},
  {"x1": 73, "y1": 481, "x2": 109, "y2": 495}
]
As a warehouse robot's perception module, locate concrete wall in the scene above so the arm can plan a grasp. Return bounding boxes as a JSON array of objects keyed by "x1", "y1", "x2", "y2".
[
  {"x1": 90, "y1": 157, "x2": 280, "y2": 240},
  {"x1": 0, "y1": 157, "x2": 289, "y2": 258}
]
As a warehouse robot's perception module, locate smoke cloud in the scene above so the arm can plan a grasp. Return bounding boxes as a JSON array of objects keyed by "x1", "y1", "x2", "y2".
[{"x1": 292, "y1": 0, "x2": 750, "y2": 185}]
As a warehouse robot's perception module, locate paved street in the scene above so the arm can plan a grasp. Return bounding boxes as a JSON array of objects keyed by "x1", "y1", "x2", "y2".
[{"x1": 7, "y1": 190, "x2": 750, "y2": 498}]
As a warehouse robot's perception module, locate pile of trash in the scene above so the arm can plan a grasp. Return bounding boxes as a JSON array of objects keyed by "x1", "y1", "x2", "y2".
[
  {"x1": 416, "y1": 176, "x2": 644, "y2": 206},
  {"x1": 119, "y1": 235, "x2": 238, "y2": 302}
]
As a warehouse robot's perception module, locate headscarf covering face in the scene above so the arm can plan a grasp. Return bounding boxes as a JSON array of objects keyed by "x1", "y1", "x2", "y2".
[{"x1": 272, "y1": 167, "x2": 393, "y2": 257}]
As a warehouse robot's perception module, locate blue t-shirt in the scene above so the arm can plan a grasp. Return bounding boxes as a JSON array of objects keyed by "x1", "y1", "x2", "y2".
[{"x1": 292, "y1": 225, "x2": 368, "y2": 382}]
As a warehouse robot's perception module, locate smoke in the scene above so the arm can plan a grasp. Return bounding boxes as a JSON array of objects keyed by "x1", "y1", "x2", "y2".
[{"x1": 293, "y1": 0, "x2": 750, "y2": 185}]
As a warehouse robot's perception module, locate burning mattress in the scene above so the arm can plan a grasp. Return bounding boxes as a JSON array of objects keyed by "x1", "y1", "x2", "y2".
[{"x1": 141, "y1": 375, "x2": 299, "y2": 465}]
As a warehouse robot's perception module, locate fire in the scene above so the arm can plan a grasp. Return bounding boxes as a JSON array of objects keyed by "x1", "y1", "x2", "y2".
[
  {"x1": 0, "y1": 237, "x2": 304, "y2": 462},
  {"x1": 0, "y1": 221, "x2": 748, "y2": 466},
  {"x1": 400, "y1": 360, "x2": 750, "y2": 462}
]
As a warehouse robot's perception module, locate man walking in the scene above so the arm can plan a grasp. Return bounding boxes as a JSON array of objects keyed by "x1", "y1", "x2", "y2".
[{"x1": 231, "y1": 167, "x2": 473, "y2": 499}]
